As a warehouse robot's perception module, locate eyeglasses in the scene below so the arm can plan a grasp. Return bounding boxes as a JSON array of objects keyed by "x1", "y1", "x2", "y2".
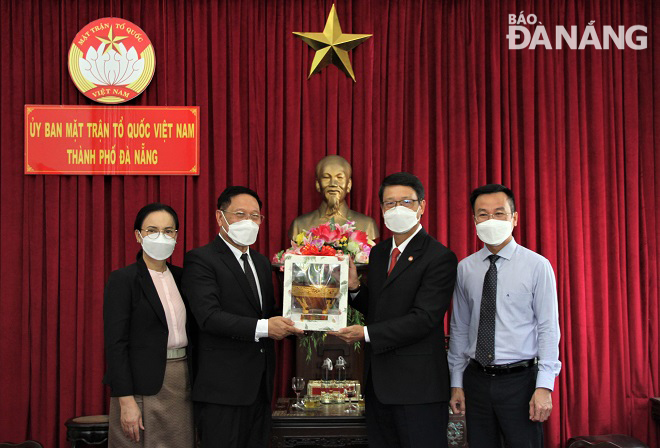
[
  {"x1": 222, "y1": 209, "x2": 265, "y2": 223},
  {"x1": 381, "y1": 199, "x2": 419, "y2": 210},
  {"x1": 141, "y1": 227, "x2": 178, "y2": 239},
  {"x1": 474, "y1": 212, "x2": 512, "y2": 223}
]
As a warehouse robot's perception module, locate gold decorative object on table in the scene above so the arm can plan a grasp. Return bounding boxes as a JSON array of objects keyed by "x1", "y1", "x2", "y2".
[
  {"x1": 307, "y1": 380, "x2": 361, "y2": 404},
  {"x1": 287, "y1": 155, "x2": 379, "y2": 241},
  {"x1": 293, "y1": 4, "x2": 372, "y2": 82}
]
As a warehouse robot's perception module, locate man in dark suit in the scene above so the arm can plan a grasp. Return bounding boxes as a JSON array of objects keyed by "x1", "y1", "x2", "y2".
[
  {"x1": 331, "y1": 172, "x2": 458, "y2": 448},
  {"x1": 182, "y1": 186, "x2": 303, "y2": 448}
]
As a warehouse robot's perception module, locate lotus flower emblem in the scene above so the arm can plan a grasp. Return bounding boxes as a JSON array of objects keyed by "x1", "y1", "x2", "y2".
[
  {"x1": 79, "y1": 42, "x2": 144, "y2": 86},
  {"x1": 69, "y1": 18, "x2": 155, "y2": 103}
]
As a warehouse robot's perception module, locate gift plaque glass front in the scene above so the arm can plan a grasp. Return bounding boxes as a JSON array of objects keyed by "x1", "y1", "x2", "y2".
[{"x1": 282, "y1": 255, "x2": 349, "y2": 332}]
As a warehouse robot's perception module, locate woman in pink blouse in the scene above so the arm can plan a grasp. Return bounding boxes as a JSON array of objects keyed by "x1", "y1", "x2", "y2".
[{"x1": 103, "y1": 203, "x2": 194, "y2": 447}]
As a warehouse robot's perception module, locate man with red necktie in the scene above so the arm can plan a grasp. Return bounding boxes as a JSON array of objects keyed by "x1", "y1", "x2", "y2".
[{"x1": 331, "y1": 172, "x2": 458, "y2": 448}]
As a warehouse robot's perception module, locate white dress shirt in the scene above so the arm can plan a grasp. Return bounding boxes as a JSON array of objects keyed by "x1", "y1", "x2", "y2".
[
  {"x1": 447, "y1": 238, "x2": 561, "y2": 390},
  {"x1": 219, "y1": 233, "x2": 269, "y2": 341}
]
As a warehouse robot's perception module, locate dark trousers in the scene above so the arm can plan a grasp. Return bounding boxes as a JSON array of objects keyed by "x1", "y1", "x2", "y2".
[
  {"x1": 198, "y1": 374, "x2": 271, "y2": 448},
  {"x1": 365, "y1": 375, "x2": 449, "y2": 448},
  {"x1": 463, "y1": 362, "x2": 543, "y2": 448}
]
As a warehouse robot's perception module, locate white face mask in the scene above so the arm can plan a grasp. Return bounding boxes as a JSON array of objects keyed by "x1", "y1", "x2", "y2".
[
  {"x1": 475, "y1": 219, "x2": 513, "y2": 246},
  {"x1": 383, "y1": 206, "x2": 420, "y2": 234},
  {"x1": 140, "y1": 233, "x2": 177, "y2": 260},
  {"x1": 222, "y1": 211, "x2": 260, "y2": 246}
]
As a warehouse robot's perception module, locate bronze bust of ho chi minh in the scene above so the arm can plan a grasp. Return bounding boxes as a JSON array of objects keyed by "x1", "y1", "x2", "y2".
[{"x1": 288, "y1": 155, "x2": 379, "y2": 241}]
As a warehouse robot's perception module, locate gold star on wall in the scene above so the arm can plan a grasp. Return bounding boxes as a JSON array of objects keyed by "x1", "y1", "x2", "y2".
[
  {"x1": 293, "y1": 4, "x2": 372, "y2": 82},
  {"x1": 96, "y1": 28, "x2": 128, "y2": 55}
]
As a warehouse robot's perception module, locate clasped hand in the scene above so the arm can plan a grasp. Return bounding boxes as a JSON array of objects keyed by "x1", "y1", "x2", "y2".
[
  {"x1": 268, "y1": 316, "x2": 304, "y2": 340},
  {"x1": 328, "y1": 325, "x2": 365, "y2": 343}
]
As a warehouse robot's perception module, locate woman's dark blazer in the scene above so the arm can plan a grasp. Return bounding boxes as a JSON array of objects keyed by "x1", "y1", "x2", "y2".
[{"x1": 103, "y1": 252, "x2": 192, "y2": 397}]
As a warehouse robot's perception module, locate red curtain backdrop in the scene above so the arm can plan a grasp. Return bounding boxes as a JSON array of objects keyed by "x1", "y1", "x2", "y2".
[{"x1": 0, "y1": 0, "x2": 658, "y2": 446}]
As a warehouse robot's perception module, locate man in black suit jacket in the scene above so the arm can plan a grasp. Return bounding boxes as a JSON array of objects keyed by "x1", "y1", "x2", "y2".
[
  {"x1": 331, "y1": 172, "x2": 458, "y2": 448},
  {"x1": 182, "y1": 186, "x2": 303, "y2": 448}
]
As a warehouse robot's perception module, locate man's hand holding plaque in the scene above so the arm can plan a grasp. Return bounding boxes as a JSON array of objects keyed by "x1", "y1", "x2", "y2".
[{"x1": 267, "y1": 316, "x2": 304, "y2": 340}]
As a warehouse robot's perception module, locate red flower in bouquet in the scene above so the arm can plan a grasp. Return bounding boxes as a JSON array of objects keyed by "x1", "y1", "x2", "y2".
[
  {"x1": 349, "y1": 230, "x2": 369, "y2": 246},
  {"x1": 300, "y1": 244, "x2": 337, "y2": 256},
  {"x1": 310, "y1": 223, "x2": 343, "y2": 243}
]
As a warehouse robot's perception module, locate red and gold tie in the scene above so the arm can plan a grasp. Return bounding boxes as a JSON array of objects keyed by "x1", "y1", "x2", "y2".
[{"x1": 387, "y1": 248, "x2": 401, "y2": 276}]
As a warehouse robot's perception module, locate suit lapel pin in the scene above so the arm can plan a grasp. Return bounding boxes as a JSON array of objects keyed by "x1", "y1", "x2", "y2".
[{"x1": 408, "y1": 256, "x2": 413, "y2": 262}]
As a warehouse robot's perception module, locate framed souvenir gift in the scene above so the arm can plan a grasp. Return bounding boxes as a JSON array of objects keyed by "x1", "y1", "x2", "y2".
[{"x1": 282, "y1": 255, "x2": 349, "y2": 331}]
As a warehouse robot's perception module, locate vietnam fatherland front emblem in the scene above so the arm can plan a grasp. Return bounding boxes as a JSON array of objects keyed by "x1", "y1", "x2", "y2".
[{"x1": 68, "y1": 18, "x2": 156, "y2": 104}]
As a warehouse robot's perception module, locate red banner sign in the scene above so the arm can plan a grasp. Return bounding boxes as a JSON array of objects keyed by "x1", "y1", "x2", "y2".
[{"x1": 25, "y1": 105, "x2": 199, "y2": 175}]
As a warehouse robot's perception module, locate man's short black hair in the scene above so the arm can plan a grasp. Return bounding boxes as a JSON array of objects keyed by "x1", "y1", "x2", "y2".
[
  {"x1": 378, "y1": 172, "x2": 425, "y2": 203},
  {"x1": 133, "y1": 203, "x2": 179, "y2": 231},
  {"x1": 469, "y1": 184, "x2": 516, "y2": 213},
  {"x1": 217, "y1": 186, "x2": 263, "y2": 210}
]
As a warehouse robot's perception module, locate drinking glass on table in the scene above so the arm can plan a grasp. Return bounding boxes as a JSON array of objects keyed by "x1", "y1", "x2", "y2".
[
  {"x1": 344, "y1": 381, "x2": 358, "y2": 412},
  {"x1": 291, "y1": 377, "x2": 305, "y2": 410}
]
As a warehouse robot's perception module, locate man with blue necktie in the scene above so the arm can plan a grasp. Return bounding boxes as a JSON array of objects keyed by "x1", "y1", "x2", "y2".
[{"x1": 448, "y1": 184, "x2": 561, "y2": 448}]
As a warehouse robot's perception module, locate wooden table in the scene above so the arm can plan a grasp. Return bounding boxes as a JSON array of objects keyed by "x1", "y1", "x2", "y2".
[
  {"x1": 271, "y1": 398, "x2": 368, "y2": 448},
  {"x1": 271, "y1": 398, "x2": 468, "y2": 447}
]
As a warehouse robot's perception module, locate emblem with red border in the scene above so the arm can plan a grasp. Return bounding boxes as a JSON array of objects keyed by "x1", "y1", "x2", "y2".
[{"x1": 68, "y1": 18, "x2": 155, "y2": 104}]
